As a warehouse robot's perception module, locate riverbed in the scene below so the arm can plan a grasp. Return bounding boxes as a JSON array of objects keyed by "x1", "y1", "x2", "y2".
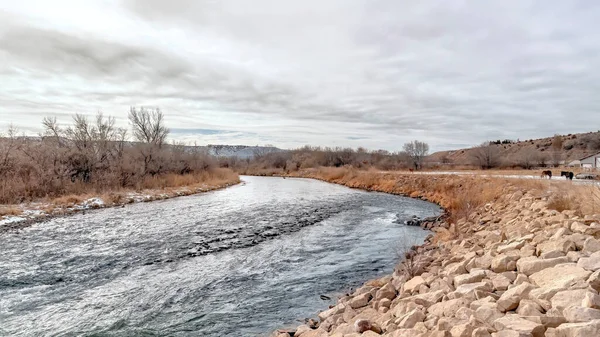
[{"x1": 0, "y1": 176, "x2": 440, "y2": 336}]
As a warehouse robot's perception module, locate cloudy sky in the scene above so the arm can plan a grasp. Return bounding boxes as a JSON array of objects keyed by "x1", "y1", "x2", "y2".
[{"x1": 1, "y1": 1, "x2": 599, "y2": 152}]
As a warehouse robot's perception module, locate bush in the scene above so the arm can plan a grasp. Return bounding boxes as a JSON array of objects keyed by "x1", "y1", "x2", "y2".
[{"x1": 0, "y1": 110, "x2": 221, "y2": 204}]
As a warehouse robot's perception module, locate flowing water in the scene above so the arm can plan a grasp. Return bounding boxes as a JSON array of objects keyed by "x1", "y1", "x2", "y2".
[{"x1": 0, "y1": 176, "x2": 441, "y2": 337}]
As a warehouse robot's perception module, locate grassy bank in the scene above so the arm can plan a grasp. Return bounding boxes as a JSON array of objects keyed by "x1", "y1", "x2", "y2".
[
  {"x1": 257, "y1": 167, "x2": 600, "y2": 240},
  {"x1": 0, "y1": 168, "x2": 240, "y2": 223}
]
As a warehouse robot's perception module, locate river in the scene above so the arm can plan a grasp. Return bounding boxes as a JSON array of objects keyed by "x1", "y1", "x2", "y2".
[{"x1": 0, "y1": 176, "x2": 441, "y2": 337}]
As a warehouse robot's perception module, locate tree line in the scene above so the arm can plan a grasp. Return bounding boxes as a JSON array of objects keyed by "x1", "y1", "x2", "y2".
[
  {"x1": 0, "y1": 108, "x2": 217, "y2": 203},
  {"x1": 231, "y1": 140, "x2": 430, "y2": 174}
]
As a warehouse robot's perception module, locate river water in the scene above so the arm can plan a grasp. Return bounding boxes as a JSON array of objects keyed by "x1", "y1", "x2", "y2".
[{"x1": 0, "y1": 176, "x2": 440, "y2": 337}]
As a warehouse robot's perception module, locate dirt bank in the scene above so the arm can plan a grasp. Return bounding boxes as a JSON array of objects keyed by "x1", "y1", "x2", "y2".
[{"x1": 272, "y1": 167, "x2": 600, "y2": 337}]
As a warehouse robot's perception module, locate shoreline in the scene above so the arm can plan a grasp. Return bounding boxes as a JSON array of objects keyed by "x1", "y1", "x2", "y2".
[
  {"x1": 0, "y1": 177, "x2": 241, "y2": 233},
  {"x1": 270, "y1": 168, "x2": 600, "y2": 337}
]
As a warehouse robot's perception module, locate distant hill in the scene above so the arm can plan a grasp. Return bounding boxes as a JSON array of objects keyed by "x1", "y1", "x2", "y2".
[
  {"x1": 428, "y1": 131, "x2": 600, "y2": 167},
  {"x1": 0, "y1": 136, "x2": 284, "y2": 160},
  {"x1": 202, "y1": 145, "x2": 282, "y2": 158}
]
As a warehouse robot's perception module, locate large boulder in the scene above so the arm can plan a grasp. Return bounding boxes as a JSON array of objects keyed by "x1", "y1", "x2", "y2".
[
  {"x1": 493, "y1": 315, "x2": 545, "y2": 337},
  {"x1": 551, "y1": 289, "x2": 592, "y2": 312},
  {"x1": 375, "y1": 282, "x2": 397, "y2": 301},
  {"x1": 589, "y1": 270, "x2": 600, "y2": 292},
  {"x1": 516, "y1": 299, "x2": 544, "y2": 317},
  {"x1": 490, "y1": 273, "x2": 512, "y2": 291},
  {"x1": 582, "y1": 292, "x2": 600, "y2": 309},
  {"x1": 536, "y1": 239, "x2": 576, "y2": 256},
  {"x1": 395, "y1": 290, "x2": 446, "y2": 310},
  {"x1": 403, "y1": 276, "x2": 426, "y2": 294},
  {"x1": 474, "y1": 304, "x2": 504, "y2": 326},
  {"x1": 428, "y1": 298, "x2": 470, "y2": 318},
  {"x1": 451, "y1": 282, "x2": 493, "y2": 300},
  {"x1": 555, "y1": 319, "x2": 600, "y2": 336},
  {"x1": 563, "y1": 306, "x2": 600, "y2": 323},
  {"x1": 348, "y1": 293, "x2": 372, "y2": 309},
  {"x1": 450, "y1": 322, "x2": 475, "y2": 337},
  {"x1": 497, "y1": 282, "x2": 534, "y2": 312},
  {"x1": 583, "y1": 237, "x2": 600, "y2": 254},
  {"x1": 529, "y1": 264, "x2": 591, "y2": 289},
  {"x1": 577, "y1": 251, "x2": 600, "y2": 271},
  {"x1": 498, "y1": 240, "x2": 526, "y2": 254},
  {"x1": 396, "y1": 309, "x2": 425, "y2": 329},
  {"x1": 516, "y1": 256, "x2": 569, "y2": 276},
  {"x1": 454, "y1": 269, "x2": 487, "y2": 287},
  {"x1": 491, "y1": 254, "x2": 520, "y2": 273},
  {"x1": 318, "y1": 304, "x2": 346, "y2": 321}
]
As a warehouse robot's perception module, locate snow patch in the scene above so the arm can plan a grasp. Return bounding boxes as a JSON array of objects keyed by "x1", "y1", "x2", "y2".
[{"x1": 0, "y1": 216, "x2": 27, "y2": 226}]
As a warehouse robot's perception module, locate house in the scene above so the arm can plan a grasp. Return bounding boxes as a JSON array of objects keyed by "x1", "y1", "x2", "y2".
[
  {"x1": 568, "y1": 160, "x2": 581, "y2": 167},
  {"x1": 580, "y1": 152, "x2": 600, "y2": 170}
]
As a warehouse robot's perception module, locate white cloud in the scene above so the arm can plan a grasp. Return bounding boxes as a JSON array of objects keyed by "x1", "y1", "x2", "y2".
[{"x1": 1, "y1": 0, "x2": 600, "y2": 151}]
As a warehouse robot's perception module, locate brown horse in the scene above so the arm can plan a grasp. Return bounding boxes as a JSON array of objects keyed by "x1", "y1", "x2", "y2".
[{"x1": 541, "y1": 170, "x2": 552, "y2": 179}]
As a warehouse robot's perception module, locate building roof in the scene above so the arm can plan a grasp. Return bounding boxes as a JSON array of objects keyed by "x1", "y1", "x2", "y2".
[{"x1": 580, "y1": 151, "x2": 600, "y2": 161}]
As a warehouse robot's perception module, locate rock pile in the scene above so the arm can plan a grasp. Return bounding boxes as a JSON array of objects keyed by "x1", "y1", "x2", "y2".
[{"x1": 272, "y1": 190, "x2": 600, "y2": 337}]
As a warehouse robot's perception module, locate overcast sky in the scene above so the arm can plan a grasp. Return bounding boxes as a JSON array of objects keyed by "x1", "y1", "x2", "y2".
[{"x1": 1, "y1": 1, "x2": 600, "y2": 152}]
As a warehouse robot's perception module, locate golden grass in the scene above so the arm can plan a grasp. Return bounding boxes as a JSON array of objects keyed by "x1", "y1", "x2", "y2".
[
  {"x1": 544, "y1": 183, "x2": 600, "y2": 216},
  {"x1": 52, "y1": 194, "x2": 89, "y2": 207},
  {"x1": 280, "y1": 167, "x2": 589, "y2": 242},
  {"x1": 547, "y1": 194, "x2": 578, "y2": 213},
  {"x1": 286, "y1": 167, "x2": 508, "y2": 217},
  {"x1": 0, "y1": 169, "x2": 240, "y2": 219},
  {"x1": 0, "y1": 205, "x2": 22, "y2": 217}
]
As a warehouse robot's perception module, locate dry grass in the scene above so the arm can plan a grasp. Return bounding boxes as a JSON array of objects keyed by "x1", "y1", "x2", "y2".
[
  {"x1": 0, "y1": 205, "x2": 22, "y2": 217},
  {"x1": 547, "y1": 194, "x2": 578, "y2": 213},
  {"x1": 52, "y1": 194, "x2": 89, "y2": 207},
  {"x1": 0, "y1": 168, "x2": 239, "y2": 220},
  {"x1": 282, "y1": 167, "x2": 584, "y2": 243},
  {"x1": 544, "y1": 183, "x2": 600, "y2": 215},
  {"x1": 287, "y1": 167, "x2": 508, "y2": 220}
]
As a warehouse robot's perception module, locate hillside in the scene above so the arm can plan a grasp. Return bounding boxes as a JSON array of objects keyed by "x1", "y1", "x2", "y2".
[
  {"x1": 202, "y1": 145, "x2": 281, "y2": 158},
  {"x1": 428, "y1": 131, "x2": 600, "y2": 168}
]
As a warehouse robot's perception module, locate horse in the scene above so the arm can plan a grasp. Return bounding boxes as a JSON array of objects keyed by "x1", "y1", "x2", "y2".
[
  {"x1": 561, "y1": 171, "x2": 574, "y2": 180},
  {"x1": 541, "y1": 170, "x2": 552, "y2": 179}
]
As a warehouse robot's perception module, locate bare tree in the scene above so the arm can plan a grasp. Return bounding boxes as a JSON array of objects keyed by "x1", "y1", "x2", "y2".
[
  {"x1": 128, "y1": 107, "x2": 169, "y2": 147},
  {"x1": 536, "y1": 152, "x2": 548, "y2": 168},
  {"x1": 42, "y1": 116, "x2": 63, "y2": 146},
  {"x1": 517, "y1": 148, "x2": 539, "y2": 169},
  {"x1": 0, "y1": 125, "x2": 19, "y2": 176},
  {"x1": 471, "y1": 142, "x2": 500, "y2": 169},
  {"x1": 128, "y1": 107, "x2": 170, "y2": 176},
  {"x1": 403, "y1": 140, "x2": 429, "y2": 170}
]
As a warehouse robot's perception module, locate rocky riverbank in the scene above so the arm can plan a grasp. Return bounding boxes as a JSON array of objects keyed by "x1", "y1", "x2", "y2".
[{"x1": 271, "y1": 169, "x2": 600, "y2": 337}]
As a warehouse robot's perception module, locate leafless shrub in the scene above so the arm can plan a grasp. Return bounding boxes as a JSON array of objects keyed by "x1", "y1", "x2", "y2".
[
  {"x1": 394, "y1": 237, "x2": 426, "y2": 278},
  {"x1": 470, "y1": 142, "x2": 501, "y2": 169},
  {"x1": 239, "y1": 145, "x2": 412, "y2": 174},
  {"x1": 0, "y1": 109, "x2": 223, "y2": 204}
]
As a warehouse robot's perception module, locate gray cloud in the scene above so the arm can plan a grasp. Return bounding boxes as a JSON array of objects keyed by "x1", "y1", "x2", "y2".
[{"x1": 2, "y1": 0, "x2": 600, "y2": 151}]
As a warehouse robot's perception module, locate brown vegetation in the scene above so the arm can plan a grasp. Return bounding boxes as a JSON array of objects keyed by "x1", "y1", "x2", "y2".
[
  {"x1": 232, "y1": 146, "x2": 414, "y2": 174},
  {"x1": 278, "y1": 167, "x2": 600, "y2": 241},
  {"x1": 430, "y1": 130, "x2": 600, "y2": 169},
  {"x1": 0, "y1": 109, "x2": 238, "y2": 206},
  {"x1": 284, "y1": 167, "x2": 507, "y2": 222}
]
